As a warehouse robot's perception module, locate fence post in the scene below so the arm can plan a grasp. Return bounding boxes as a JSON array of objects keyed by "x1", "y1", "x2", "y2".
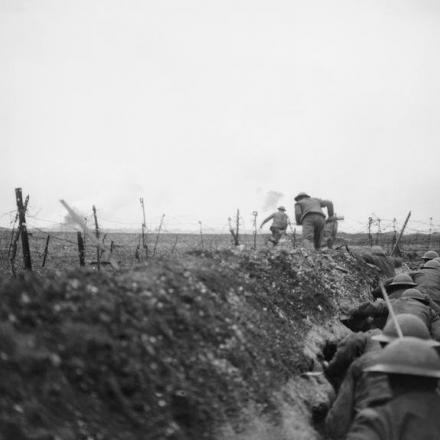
[
  {"x1": 140, "y1": 197, "x2": 148, "y2": 259},
  {"x1": 171, "y1": 235, "x2": 178, "y2": 254},
  {"x1": 391, "y1": 211, "x2": 411, "y2": 256},
  {"x1": 152, "y1": 214, "x2": 165, "y2": 257},
  {"x1": 368, "y1": 217, "x2": 373, "y2": 246},
  {"x1": 77, "y1": 231, "x2": 85, "y2": 266},
  {"x1": 42, "y1": 235, "x2": 50, "y2": 267},
  {"x1": 92, "y1": 205, "x2": 100, "y2": 271},
  {"x1": 252, "y1": 211, "x2": 258, "y2": 250},
  {"x1": 375, "y1": 218, "x2": 381, "y2": 246},
  {"x1": 228, "y1": 217, "x2": 239, "y2": 246},
  {"x1": 235, "y1": 209, "x2": 240, "y2": 245},
  {"x1": 198, "y1": 221, "x2": 204, "y2": 250},
  {"x1": 15, "y1": 188, "x2": 32, "y2": 271}
]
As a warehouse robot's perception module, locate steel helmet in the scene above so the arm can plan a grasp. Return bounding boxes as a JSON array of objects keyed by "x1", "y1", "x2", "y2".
[
  {"x1": 372, "y1": 313, "x2": 440, "y2": 347},
  {"x1": 277, "y1": 206, "x2": 286, "y2": 211},
  {"x1": 434, "y1": 257, "x2": 440, "y2": 263},
  {"x1": 422, "y1": 250, "x2": 439, "y2": 261},
  {"x1": 423, "y1": 259, "x2": 440, "y2": 269},
  {"x1": 389, "y1": 273, "x2": 417, "y2": 287},
  {"x1": 371, "y1": 246, "x2": 386, "y2": 256},
  {"x1": 365, "y1": 337, "x2": 440, "y2": 378},
  {"x1": 294, "y1": 192, "x2": 310, "y2": 202},
  {"x1": 401, "y1": 288, "x2": 427, "y2": 301}
]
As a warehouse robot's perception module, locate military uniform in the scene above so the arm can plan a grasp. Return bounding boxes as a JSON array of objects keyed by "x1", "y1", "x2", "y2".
[
  {"x1": 260, "y1": 209, "x2": 289, "y2": 245},
  {"x1": 326, "y1": 330, "x2": 381, "y2": 390},
  {"x1": 294, "y1": 194, "x2": 334, "y2": 250},
  {"x1": 347, "y1": 391, "x2": 440, "y2": 440},
  {"x1": 413, "y1": 268, "x2": 440, "y2": 306},
  {"x1": 325, "y1": 349, "x2": 391, "y2": 439},
  {"x1": 350, "y1": 297, "x2": 440, "y2": 341}
]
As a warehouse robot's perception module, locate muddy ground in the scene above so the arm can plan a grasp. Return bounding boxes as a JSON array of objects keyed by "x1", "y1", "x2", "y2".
[{"x1": 0, "y1": 247, "x2": 380, "y2": 440}]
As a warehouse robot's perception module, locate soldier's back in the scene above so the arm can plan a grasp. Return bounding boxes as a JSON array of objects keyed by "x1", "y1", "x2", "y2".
[{"x1": 347, "y1": 390, "x2": 440, "y2": 440}]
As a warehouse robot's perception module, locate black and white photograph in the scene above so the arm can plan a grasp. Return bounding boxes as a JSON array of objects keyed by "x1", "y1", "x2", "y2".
[{"x1": 1, "y1": 1, "x2": 440, "y2": 439}]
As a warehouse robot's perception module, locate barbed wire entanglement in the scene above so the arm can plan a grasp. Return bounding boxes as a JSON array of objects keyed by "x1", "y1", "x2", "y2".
[{"x1": 1, "y1": 201, "x2": 440, "y2": 276}]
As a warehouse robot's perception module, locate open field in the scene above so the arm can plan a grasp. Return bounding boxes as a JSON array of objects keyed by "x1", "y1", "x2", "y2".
[{"x1": 0, "y1": 228, "x2": 438, "y2": 277}]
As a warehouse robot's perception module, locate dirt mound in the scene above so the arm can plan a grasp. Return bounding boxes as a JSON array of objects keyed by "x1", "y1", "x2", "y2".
[{"x1": 0, "y1": 248, "x2": 378, "y2": 440}]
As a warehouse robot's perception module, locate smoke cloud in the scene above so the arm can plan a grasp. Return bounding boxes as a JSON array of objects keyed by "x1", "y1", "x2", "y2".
[{"x1": 262, "y1": 190, "x2": 284, "y2": 212}]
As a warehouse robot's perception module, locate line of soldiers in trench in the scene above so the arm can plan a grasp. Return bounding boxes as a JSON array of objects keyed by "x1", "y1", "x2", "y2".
[{"x1": 322, "y1": 249, "x2": 440, "y2": 439}]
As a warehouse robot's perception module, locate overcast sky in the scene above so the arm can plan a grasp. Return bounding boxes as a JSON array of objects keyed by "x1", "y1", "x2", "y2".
[{"x1": 1, "y1": 0, "x2": 440, "y2": 233}]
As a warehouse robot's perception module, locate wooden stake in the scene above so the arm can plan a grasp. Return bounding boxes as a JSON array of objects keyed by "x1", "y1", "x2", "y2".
[
  {"x1": 252, "y1": 211, "x2": 258, "y2": 250},
  {"x1": 391, "y1": 211, "x2": 411, "y2": 256},
  {"x1": 92, "y1": 205, "x2": 100, "y2": 271},
  {"x1": 140, "y1": 197, "x2": 148, "y2": 259},
  {"x1": 60, "y1": 200, "x2": 119, "y2": 270},
  {"x1": 15, "y1": 188, "x2": 32, "y2": 271},
  {"x1": 77, "y1": 231, "x2": 85, "y2": 266},
  {"x1": 235, "y1": 209, "x2": 240, "y2": 245},
  {"x1": 228, "y1": 216, "x2": 239, "y2": 246},
  {"x1": 198, "y1": 221, "x2": 204, "y2": 250},
  {"x1": 171, "y1": 234, "x2": 178, "y2": 254},
  {"x1": 368, "y1": 217, "x2": 373, "y2": 247},
  {"x1": 152, "y1": 214, "x2": 165, "y2": 257},
  {"x1": 42, "y1": 235, "x2": 50, "y2": 267}
]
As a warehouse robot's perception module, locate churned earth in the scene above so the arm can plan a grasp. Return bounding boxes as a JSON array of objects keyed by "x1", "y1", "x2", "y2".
[{"x1": 0, "y1": 247, "x2": 379, "y2": 440}]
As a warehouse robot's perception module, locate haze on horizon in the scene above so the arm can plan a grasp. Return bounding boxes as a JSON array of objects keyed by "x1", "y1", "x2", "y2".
[{"x1": 1, "y1": 0, "x2": 440, "y2": 235}]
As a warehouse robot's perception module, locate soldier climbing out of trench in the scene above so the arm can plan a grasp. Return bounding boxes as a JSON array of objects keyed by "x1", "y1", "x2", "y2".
[
  {"x1": 294, "y1": 192, "x2": 335, "y2": 250},
  {"x1": 259, "y1": 206, "x2": 290, "y2": 245},
  {"x1": 325, "y1": 314, "x2": 440, "y2": 440},
  {"x1": 346, "y1": 337, "x2": 440, "y2": 440}
]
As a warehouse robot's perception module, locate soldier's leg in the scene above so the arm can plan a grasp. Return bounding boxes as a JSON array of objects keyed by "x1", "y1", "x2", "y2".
[
  {"x1": 301, "y1": 217, "x2": 314, "y2": 249},
  {"x1": 270, "y1": 226, "x2": 281, "y2": 245},
  {"x1": 313, "y1": 216, "x2": 326, "y2": 250}
]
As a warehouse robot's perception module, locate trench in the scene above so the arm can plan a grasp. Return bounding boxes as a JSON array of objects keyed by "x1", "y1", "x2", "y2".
[
  {"x1": 216, "y1": 317, "x2": 353, "y2": 440},
  {"x1": 0, "y1": 247, "x2": 379, "y2": 440}
]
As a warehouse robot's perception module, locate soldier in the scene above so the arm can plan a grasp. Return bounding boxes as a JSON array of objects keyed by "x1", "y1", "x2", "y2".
[
  {"x1": 325, "y1": 329, "x2": 382, "y2": 391},
  {"x1": 422, "y1": 250, "x2": 439, "y2": 263},
  {"x1": 346, "y1": 337, "x2": 440, "y2": 440},
  {"x1": 371, "y1": 273, "x2": 417, "y2": 300},
  {"x1": 361, "y1": 246, "x2": 395, "y2": 278},
  {"x1": 348, "y1": 288, "x2": 440, "y2": 341},
  {"x1": 412, "y1": 259, "x2": 440, "y2": 306},
  {"x1": 294, "y1": 192, "x2": 334, "y2": 250},
  {"x1": 259, "y1": 206, "x2": 289, "y2": 245},
  {"x1": 325, "y1": 314, "x2": 439, "y2": 439}
]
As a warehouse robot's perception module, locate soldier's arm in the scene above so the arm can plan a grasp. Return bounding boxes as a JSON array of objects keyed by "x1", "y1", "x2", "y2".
[
  {"x1": 325, "y1": 333, "x2": 367, "y2": 389},
  {"x1": 259, "y1": 214, "x2": 273, "y2": 229},
  {"x1": 346, "y1": 408, "x2": 385, "y2": 440},
  {"x1": 319, "y1": 199, "x2": 334, "y2": 218},
  {"x1": 294, "y1": 203, "x2": 302, "y2": 225},
  {"x1": 429, "y1": 310, "x2": 440, "y2": 341},
  {"x1": 350, "y1": 300, "x2": 387, "y2": 318},
  {"x1": 325, "y1": 364, "x2": 356, "y2": 439}
]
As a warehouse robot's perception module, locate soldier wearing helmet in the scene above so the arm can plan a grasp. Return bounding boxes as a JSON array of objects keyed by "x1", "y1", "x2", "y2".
[
  {"x1": 422, "y1": 250, "x2": 439, "y2": 262},
  {"x1": 348, "y1": 288, "x2": 440, "y2": 341},
  {"x1": 412, "y1": 259, "x2": 440, "y2": 306},
  {"x1": 294, "y1": 192, "x2": 334, "y2": 250},
  {"x1": 371, "y1": 273, "x2": 417, "y2": 300},
  {"x1": 347, "y1": 337, "x2": 440, "y2": 440},
  {"x1": 360, "y1": 246, "x2": 395, "y2": 278},
  {"x1": 259, "y1": 206, "x2": 290, "y2": 245},
  {"x1": 325, "y1": 315, "x2": 438, "y2": 439}
]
